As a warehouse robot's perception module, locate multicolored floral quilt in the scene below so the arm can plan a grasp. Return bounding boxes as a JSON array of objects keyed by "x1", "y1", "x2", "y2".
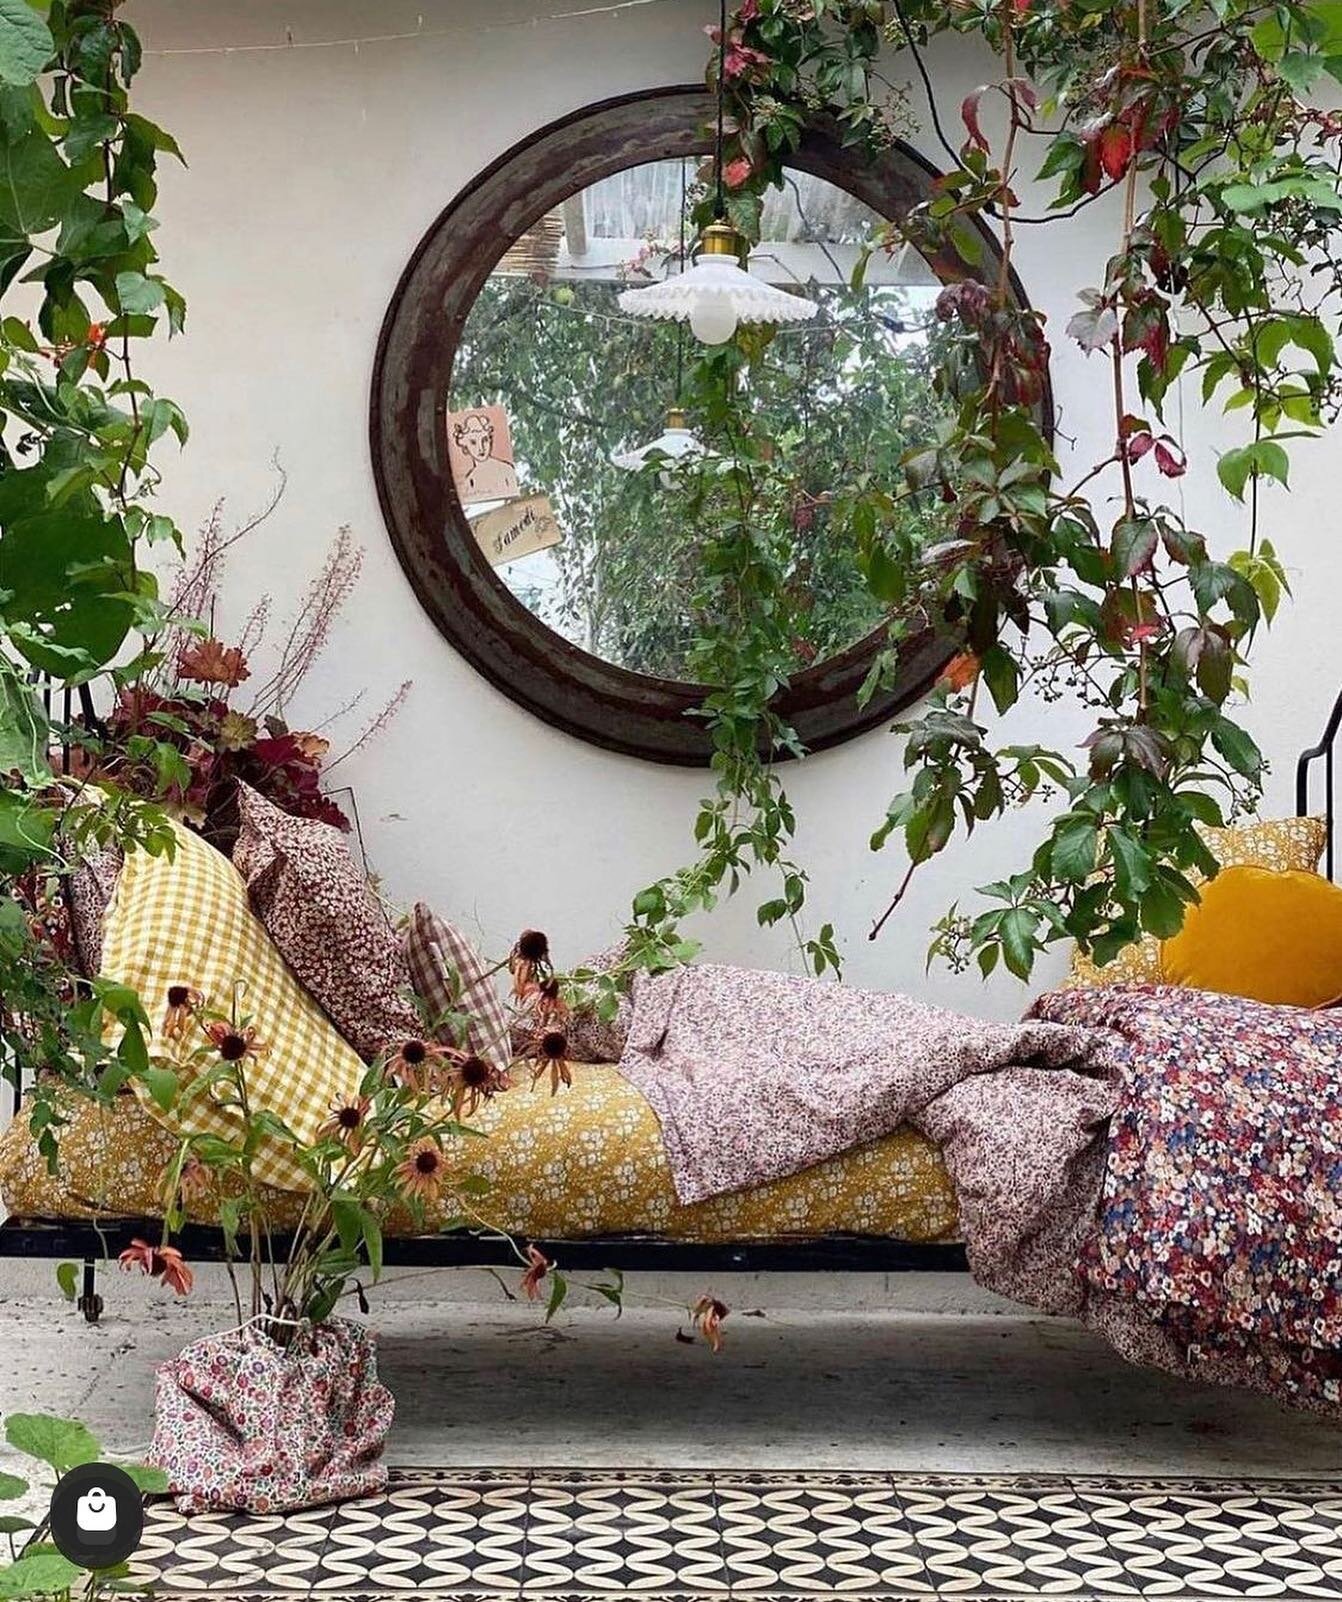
[
  {"x1": 621, "y1": 966, "x2": 1342, "y2": 1416},
  {"x1": 1034, "y1": 984, "x2": 1342, "y2": 1416}
]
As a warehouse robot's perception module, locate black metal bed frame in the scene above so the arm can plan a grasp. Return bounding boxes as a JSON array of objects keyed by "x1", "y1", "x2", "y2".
[{"x1": 5, "y1": 690, "x2": 1341, "y2": 1321}]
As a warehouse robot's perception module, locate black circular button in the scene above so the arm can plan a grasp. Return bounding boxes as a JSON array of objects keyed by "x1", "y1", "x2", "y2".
[{"x1": 48, "y1": 1463, "x2": 145, "y2": 1570}]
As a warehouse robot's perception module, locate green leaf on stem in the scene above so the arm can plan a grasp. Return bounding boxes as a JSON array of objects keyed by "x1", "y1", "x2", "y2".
[{"x1": 4, "y1": 1414, "x2": 100, "y2": 1474}]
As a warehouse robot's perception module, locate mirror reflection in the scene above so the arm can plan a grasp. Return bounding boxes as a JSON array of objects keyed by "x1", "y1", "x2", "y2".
[{"x1": 449, "y1": 158, "x2": 954, "y2": 683}]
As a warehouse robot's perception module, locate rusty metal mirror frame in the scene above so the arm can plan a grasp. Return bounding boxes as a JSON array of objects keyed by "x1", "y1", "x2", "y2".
[{"x1": 370, "y1": 85, "x2": 1053, "y2": 767}]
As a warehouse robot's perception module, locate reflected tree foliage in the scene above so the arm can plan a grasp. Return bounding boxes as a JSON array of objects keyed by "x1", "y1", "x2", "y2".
[{"x1": 452, "y1": 267, "x2": 953, "y2": 681}]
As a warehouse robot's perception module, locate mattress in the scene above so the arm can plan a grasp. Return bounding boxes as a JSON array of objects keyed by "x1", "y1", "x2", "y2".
[{"x1": 0, "y1": 1063, "x2": 959, "y2": 1244}]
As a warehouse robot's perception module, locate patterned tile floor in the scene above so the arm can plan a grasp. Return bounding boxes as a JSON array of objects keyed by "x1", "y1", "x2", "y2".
[{"x1": 130, "y1": 1470, "x2": 1342, "y2": 1600}]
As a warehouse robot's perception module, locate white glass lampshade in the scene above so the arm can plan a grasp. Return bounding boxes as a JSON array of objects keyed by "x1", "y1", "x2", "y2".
[
  {"x1": 611, "y1": 408, "x2": 708, "y2": 486},
  {"x1": 618, "y1": 222, "x2": 819, "y2": 346}
]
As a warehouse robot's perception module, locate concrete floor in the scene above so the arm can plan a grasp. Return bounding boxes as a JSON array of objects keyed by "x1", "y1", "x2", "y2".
[{"x1": 1, "y1": 1265, "x2": 1338, "y2": 1503}]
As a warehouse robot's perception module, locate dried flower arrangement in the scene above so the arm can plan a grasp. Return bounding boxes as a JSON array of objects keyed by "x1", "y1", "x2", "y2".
[{"x1": 85, "y1": 479, "x2": 410, "y2": 850}]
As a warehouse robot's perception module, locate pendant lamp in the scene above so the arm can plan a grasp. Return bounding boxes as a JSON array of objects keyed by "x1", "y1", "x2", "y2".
[{"x1": 617, "y1": 0, "x2": 817, "y2": 345}]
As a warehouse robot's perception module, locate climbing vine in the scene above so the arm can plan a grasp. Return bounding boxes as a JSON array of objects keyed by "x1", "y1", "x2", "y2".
[
  {"x1": 628, "y1": 0, "x2": 1342, "y2": 980},
  {"x1": 0, "y1": 0, "x2": 186, "y2": 1106}
]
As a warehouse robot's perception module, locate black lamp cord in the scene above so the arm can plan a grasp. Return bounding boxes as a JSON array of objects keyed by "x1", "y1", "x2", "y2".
[
  {"x1": 713, "y1": 0, "x2": 727, "y2": 222},
  {"x1": 675, "y1": 155, "x2": 687, "y2": 401}
]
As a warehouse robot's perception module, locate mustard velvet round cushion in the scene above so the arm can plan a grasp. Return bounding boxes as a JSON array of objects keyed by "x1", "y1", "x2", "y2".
[
  {"x1": 1160, "y1": 865, "x2": 1342, "y2": 1007},
  {"x1": 1065, "y1": 814, "x2": 1328, "y2": 989}
]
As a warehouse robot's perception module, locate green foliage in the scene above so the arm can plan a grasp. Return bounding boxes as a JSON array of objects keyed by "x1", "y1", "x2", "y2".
[
  {"x1": 626, "y1": 0, "x2": 1342, "y2": 980},
  {"x1": 0, "y1": 2, "x2": 187, "y2": 1110},
  {"x1": 0, "y1": 1411, "x2": 162, "y2": 1599},
  {"x1": 0, "y1": 1548, "x2": 84, "y2": 1600},
  {"x1": 3, "y1": 1415, "x2": 99, "y2": 1476}
]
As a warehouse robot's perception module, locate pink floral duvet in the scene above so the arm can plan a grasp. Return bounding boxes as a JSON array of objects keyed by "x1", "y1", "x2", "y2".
[{"x1": 619, "y1": 965, "x2": 1342, "y2": 1416}]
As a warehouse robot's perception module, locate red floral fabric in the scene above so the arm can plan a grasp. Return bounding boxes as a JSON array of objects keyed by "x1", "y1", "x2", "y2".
[
  {"x1": 232, "y1": 782, "x2": 421, "y2": 1060},
  {"x1": 1033, "y1": 984, "x2": 1342, "y2": 1414}
]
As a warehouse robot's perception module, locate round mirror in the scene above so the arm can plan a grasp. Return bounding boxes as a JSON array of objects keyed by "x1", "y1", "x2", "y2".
[{"x1": 371, "y1": 88, "x2": 1051, "y2": 764}]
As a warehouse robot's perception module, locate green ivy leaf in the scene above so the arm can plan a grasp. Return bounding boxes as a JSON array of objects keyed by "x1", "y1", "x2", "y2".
[
  {"x1": 998, "y1": 906, "x2": 1038, "y2": 980},
  {"x1": 1052, "y1": 819, "x2": 1098, "y2": 883},
  {"x1": 0, "y1": 1472, "x2": 27, "y2": 1501},
  {"x1": 114, "y1": 269, "x2": 165, "y2": 315},
  {"x1": 0, "y1": 1549, "x2": 83, "y2": 1598},
  {"x1": 0, "y1": 0, "x2": 53, "y2": 87},
  {"x1": 141, "y1": 1065, "x2": 177, "y2": 1113},
  {"x1": 118, "y1": 1463, "x2": 169, "y2": 1494},
  {"x1": 0, "y1": 664, "x2": 49, "y2": 786}
]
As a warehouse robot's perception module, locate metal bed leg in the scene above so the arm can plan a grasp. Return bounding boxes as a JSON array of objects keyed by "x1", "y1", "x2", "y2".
[{"x1": 77, "y1": 1259, "x2": 102, "y2": 1325}]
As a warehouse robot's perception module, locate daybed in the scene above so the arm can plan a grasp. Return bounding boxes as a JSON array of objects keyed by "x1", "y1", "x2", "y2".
[{"x1": 1, "y1": 692, "x2": 1339, "y2": 1341}]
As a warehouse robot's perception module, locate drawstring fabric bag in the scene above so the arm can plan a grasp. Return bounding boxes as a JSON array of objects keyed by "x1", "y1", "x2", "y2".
[{"x1": 150, "y1": 1315, "x2": 394, "y2": 1513}]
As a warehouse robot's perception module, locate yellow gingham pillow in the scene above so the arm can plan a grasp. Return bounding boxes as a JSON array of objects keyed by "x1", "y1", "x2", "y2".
[
  {"x1": 100, "y1": 818, "x2": 364, "y2": 1191},
  {"x1": 1066, "y1": 815, "x2": 1329, "y2": 989}
]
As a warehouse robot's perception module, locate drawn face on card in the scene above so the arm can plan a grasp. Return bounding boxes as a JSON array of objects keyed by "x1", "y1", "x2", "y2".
[{"x1": 447, "y1": 405, "x2": 520, "y2": 506}]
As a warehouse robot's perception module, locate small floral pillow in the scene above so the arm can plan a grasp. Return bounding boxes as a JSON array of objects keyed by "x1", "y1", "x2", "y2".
[
  {"x1": 232, "y1": 782, "x2": 421, "y2": 1060},
  {"x1": 68, "y1": 840, "x2": 124, "y2": 978}
]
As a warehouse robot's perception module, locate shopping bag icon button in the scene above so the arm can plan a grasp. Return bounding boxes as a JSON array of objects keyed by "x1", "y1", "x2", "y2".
[
  {"x1": 50, "y1": 1464, "x2": 143, "y2": 1569},
  {"x1": 75, "y1": 1488, "x2": 117, "y2": 1538}
]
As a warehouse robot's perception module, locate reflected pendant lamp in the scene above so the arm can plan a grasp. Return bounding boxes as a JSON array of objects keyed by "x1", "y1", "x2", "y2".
[
  {"x1": 616, "y1": 0, "x2": 817, "y2": 346},
  {"x1": 610, "y1": 405, "x2": 705, "y2": 475}
]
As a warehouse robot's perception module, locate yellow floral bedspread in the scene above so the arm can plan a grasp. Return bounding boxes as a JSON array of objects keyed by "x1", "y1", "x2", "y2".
[{"x1": 0, "y1": 1064, "x2": 959, "y2": 1244}]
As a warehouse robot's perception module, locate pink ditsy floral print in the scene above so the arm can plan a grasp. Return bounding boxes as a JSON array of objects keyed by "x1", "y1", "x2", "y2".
[
  {"x1": 151, "y1": 1316, "x2": 394, "y2": 1513},
  {"x1": 1034, "y1": 984, "x2": 1342, "y2": 1413}
]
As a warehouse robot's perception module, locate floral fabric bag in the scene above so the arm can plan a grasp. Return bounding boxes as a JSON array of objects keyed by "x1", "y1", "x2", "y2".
[{"x1": 151, "y1": 1316, "x2": 394, "y2": 1513}]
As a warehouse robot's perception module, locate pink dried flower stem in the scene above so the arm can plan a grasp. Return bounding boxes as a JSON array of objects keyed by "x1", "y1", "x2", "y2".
[
  {"x1": 324, "y1": 680, "x2": 412, "y2": 773},
  {"x1": 246, "y1": 527, "x2": 364, "y2": 721}
]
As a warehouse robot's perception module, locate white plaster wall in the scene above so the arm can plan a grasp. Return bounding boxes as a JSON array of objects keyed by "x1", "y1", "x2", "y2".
[{"x1": 120, "y1": 0, "x2": 1339, "y2": 1017}]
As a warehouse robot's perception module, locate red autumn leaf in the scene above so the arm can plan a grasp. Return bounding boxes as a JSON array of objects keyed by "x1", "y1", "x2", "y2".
[
  {"x1": 1098, "y1": 122, "x2": 1134, "y2": 182},
  {"x1": 1128, "y1": 620, "x2": 1164, "y2": 644},
  {"x1": 1004, "y1": 75, "x2": 1039, "y2": 113},
  {"x1": 178, "y1": 638, "x2": 250, "y2": 688},
  {"x1": 961, "y1": 88, "x2": 990, "y2": 154},
  {"x1": 1153, "y1": 439, "x2": 1186, "y2": 478},
  {"x1": 1125, "y1": 429, "x2": 1155, "y2": 462},
  {"x1": 1122, "y1": 298, "x2": 1170, "y2": 371},
  {"x1": 939, "y1": 651, "x2": 981, "y2": 691},
  {"x1": 706, "y1": 24, "x2": 772, "y2": 82},
  {"x1": 723, "y1": 155, "x2": 754, "y2": 189}
]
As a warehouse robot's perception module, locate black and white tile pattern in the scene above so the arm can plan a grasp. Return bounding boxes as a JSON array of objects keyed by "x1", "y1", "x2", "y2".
[{"x1": 131, "y1": 1470, "x2": 1342, "y2": 1599}]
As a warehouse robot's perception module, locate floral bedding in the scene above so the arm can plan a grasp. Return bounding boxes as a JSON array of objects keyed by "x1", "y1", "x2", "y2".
[
  {"x1": 1034, "y1": 984, "x2": 1342, "y2": 1415},
  {"x1": 621, "y1": 966, "x2": 1342, "y2": 1415}
]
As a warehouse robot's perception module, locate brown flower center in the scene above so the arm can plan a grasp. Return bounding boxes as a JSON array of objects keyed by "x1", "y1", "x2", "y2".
[
  {"x1": 218, "y1": 1032, "x2": 248, "y2": 1062},
  {"x1": 167, "y1": 985, "x2": 192, "y2": 1009},
  {"x1": 337, "y1": 1105, "x2": 363, "y2": 1129},
  {"x1": 414, "y1": 1148, "x2": 441, "y2": 1175},
  {"x1": 401, "y1": 1040, "x2": 428, "y2": 1066},
  {"x1": 460, "y1": 1056, "x2": 491, "y2": 1087},
  {"x1": 516, "y1": 929, "x2": 550, "y2": 963},
  {"x1": 540, "y1": 1031, "x2": 568, "y2": 1061}
]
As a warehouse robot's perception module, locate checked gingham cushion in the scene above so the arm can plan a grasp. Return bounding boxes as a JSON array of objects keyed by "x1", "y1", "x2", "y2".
[
  {"x1": 100, "y1": 816, "x2": 365, "y2": 1192},
  {"x1": 404, "y1": 903, "x2": 511, "y2": 1070}
]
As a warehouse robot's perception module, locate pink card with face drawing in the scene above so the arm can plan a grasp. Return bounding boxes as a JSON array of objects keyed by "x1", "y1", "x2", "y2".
[{"x1": 447, "y1": 404, "x2": 521, "y2": 506}]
